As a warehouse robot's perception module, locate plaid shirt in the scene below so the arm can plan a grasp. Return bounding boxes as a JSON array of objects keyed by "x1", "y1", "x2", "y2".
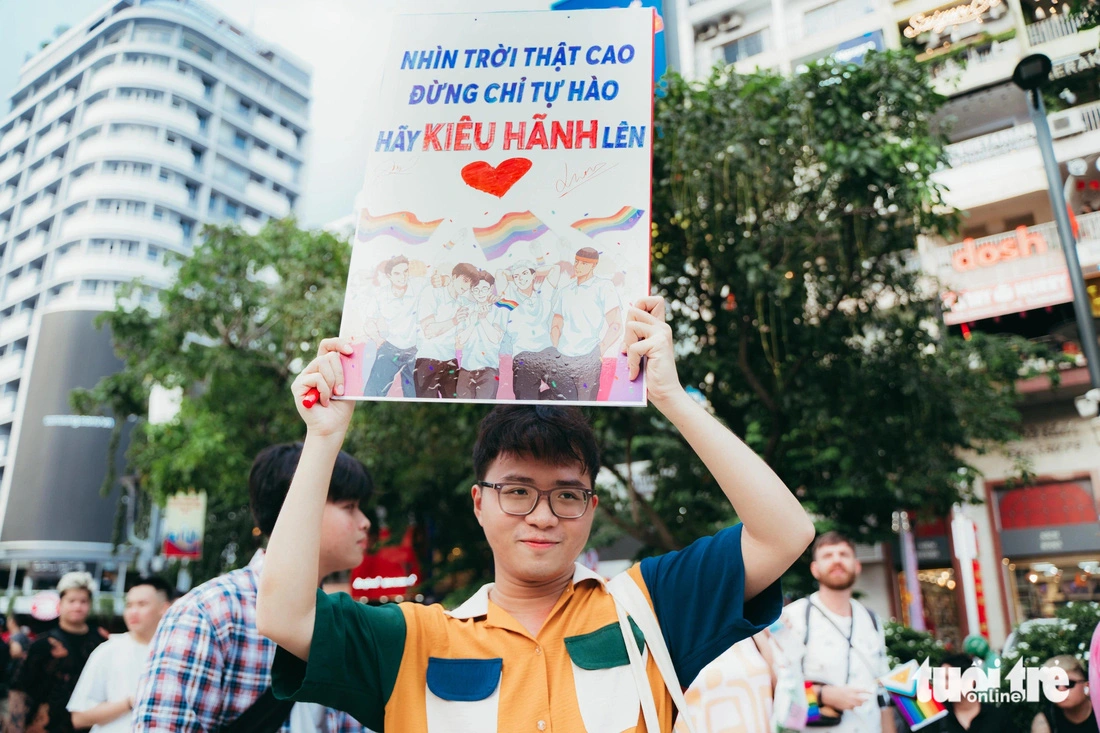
[{"x1": 134, "y1": 550, "x2": 370, "y2": 732}]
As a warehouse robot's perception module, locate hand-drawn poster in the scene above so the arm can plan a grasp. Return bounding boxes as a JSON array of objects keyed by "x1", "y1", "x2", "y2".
[{"x1": 337, "y1": 9, "x2": 654, "y2": 405}]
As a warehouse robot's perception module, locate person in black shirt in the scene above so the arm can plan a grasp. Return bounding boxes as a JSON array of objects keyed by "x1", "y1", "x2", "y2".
[
  {"x1": 1031, "y1": 655, "x2": 1096, "y2": 733},
  {"x1": 933, "y1": 653, "x2": 1020, "y2": 732},
  {"x1": 5, "y1": 572, "x2": 106, "y2": 733}
]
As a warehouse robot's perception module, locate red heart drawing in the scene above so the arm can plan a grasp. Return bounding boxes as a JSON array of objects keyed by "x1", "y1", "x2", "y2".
[{"x1": 461, "y1": 158, "x2": 533, "y2": 198}]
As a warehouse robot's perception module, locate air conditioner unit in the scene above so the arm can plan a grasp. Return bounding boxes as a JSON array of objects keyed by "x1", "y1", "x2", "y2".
[
  {"x1": 696, "y1": 23, "x2": 718, "y2": 41},
  {"x1": 717, "y1": 13, "x2": 744, "y2": 32},
  {"x1": 1050, "y1": 109, "x2": 1086, "y2": 139}
]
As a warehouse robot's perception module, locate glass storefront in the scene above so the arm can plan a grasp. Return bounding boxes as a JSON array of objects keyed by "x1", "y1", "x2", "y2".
[
  {"x1": 1007, "y1": 555, "x2": 1100, "y2": 621},
  {"x1": 898, "y1": 568, "x2": 963, "y2": 650}
]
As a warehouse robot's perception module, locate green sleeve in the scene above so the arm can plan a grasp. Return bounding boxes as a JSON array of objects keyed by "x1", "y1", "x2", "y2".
[{"x1": 271, "y1": 590, "x2": 407, "y2": 731}]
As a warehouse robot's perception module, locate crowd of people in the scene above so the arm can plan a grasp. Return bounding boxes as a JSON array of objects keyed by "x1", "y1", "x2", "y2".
[{"x1": 0, "y1": 298, "x2": 1094, "y2": 732}]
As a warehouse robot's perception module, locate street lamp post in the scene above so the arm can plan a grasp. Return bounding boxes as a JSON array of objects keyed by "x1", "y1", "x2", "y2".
[{"x1": 1012, "y1": 55, "x2": 1100, "y2": 401}]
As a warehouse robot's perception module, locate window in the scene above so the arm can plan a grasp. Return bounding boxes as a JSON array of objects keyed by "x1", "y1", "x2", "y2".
[
  {"x1": 276, "y1": 58, "x2": 310, "y2": 87},
  {"x1": 224, "y1": 200, "x2": 240, "y2": 219},
  {"x1": 95, "y1": 199, "x2": 146, "y2": 215},
  {"x1": 117, "y1": 88, "x2": 164, "y2": 103},
  {"x1": 237, "y1": 98, "x2": 252, "y2": 118},
  {"x1": 274, "y1": 86, "x2": 307, "y2": 115},
  {"x1": 123, "y1": 52, "x2": 170, "y2": 67},
  {"x1": 147, "y1": 245, "x2": 162, "y2": 262},
  {"x1": 214, "y1": 156, "x2": 249, "y2": 190},
  {"x1": 721, "y1": 30, "x2": 767, "y2": 64},
  {"x1": 110, "y1": 123, "x2": 158, "y2": 138},
  {"x1": 133, "y1": 22, "x2": 175, "y2": 45},
  {"x1": 103, "y1": 161, "x2": 152, "y2": 176},
  {"x1": 180, "y1": 31, "x2": 215, "y2": 62},
  {"x1": 233, "y1": 131, "x2": 248, "y2": 151},
  {"x1": 802, "y1": 0, "x2": 877, "y2": 36},
  {"x1": 89, "y1": 239, "x2": 139, "y2": 256}
]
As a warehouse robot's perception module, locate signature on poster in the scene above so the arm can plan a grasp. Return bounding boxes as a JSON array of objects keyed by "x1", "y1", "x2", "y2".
[{"x1": 555, "y1": 161, "x2": 617, "y2": 197}]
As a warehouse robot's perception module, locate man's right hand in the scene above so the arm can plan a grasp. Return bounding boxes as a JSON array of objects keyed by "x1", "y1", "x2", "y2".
[
  {"x1": 820, "y1": 684, "x2": 871, "y2": 711},
  {"x1": 292, "y1": 338, "x2": 355, "y2": 437}
]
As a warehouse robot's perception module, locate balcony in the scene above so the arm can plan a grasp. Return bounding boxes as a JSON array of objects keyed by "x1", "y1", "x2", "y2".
[
  {"x1": 241, "y1": 216, "x2": 264, "y2": 235},
  {"x1": 74, "y1": 135, "x2": 196, "y2": 173},
  {"x1": 0, "y1": 187, "x2": 15, "y2": 213},
  {"x1": 18, "y1": 195, "x2": 55, "y2": 228},
  {"x1": 0, "y1": 392, "x2": 15, "y2": 424},
  {"x1": 52, "y1": 252, "x2": 174, "y2": 288},
  {"x1": 0, "y1": 351, "x2": 26, "y2": 384},
  {"x1": 89, "y1": 64, "x2": 206, "y2": 101},
  {"x1": 0, "y1": 122, "x2": 29, "y2": 154},
  {"x1": 40, "y1": 90, "x2": 76, "y2": 125},
  {"x1": 9, "y1": 233, "x2": 49, "y2": 268},
  {"x1": 60, "y1": 212, "x2": 185, "y2": 249},
  {"x1": 81, "y1": 99, "x2": 201, "y2": 137},
  {"x1": 67, "y1": 173, "x2": 190, "y2": 210},
  {"x1": 0, "y1": 311, "x2": 31, "y2": 344},
  {"x1": 26, "y1": 158, "x2": 64, "y2": 192},
  {"x1": 928, "y1": 38, "x2": 1020, "y2": 95},
  {"x1": 34, "y1": 123, "x2": 70, "y2": 157},
  {"x1": 244, "y1": 181, "x2": 291, "y2": 218},
  {"x1": 251, "y1": 114, "x2": 299, "y2": 153},
  {"x1": 248, "y1": 147, "x2": 296, "y2": 185},
  {"x1": 0, "y1": 153, "x2": 23, "y2": 182},
  {"x1": 1026, "y1": 13, "x2": 1084, "y2": 46},
  {"x1": 4, "y1": 272, "x2": 42, "y2": 304}
]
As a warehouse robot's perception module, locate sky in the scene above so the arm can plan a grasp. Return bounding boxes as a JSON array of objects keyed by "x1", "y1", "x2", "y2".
[{"x1": 0, "y1": 0, "x2": 551, "y2": 227}]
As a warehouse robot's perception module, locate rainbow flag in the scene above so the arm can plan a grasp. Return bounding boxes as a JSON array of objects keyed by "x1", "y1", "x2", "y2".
[
  {"x1": 357, "y1": 208, "x2": 443, "y2": 245},
  {"x1": 890, "y1": 692, "x2": 948, "y2": 731},
  {"x1": 495, "y1": 298, "x2": 518, "y2": 311},
  {"x1": 882, "y1": 660, "x2": 949, "y2": 731},
  {"x1": 571, "y1": 206, "x2": 645, "y2": 237},
  {"x1": 472, "y1": 211, "x2": 549, "y2": 261}
]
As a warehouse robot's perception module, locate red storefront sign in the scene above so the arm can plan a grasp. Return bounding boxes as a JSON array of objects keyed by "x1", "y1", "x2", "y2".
[
  {"x1": 351, "y1": 525, "x2": 422, "y2": 602},
  {"x1": 996, "y1": 480, "x2": 1100, "y2": 556},
  {"x1": 941, "y1": 270, "x2": 1074, "y2": 325}
]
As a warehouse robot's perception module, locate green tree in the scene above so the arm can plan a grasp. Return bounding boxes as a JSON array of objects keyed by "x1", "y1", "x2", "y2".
[{"x1": 591, "y1": 51, "x2": 1050, "y2": 556}]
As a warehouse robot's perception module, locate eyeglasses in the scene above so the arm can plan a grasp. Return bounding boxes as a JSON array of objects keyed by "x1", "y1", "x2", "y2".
[
  {"x1": 1055, "y1": 679, "x2": 1086, "y2": 691},
  {"x1": 477, "y1": 482, "x2": 594, "y2": 519}
]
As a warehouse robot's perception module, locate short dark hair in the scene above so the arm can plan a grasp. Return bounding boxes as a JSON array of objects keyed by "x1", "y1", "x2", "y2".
[
  {"x1": 249, "y1": 443, "x2": 373, "y2": 537},
  {"x1": 384, "y1": 255, "x2": 409, "y2": 275},
  {"x1": 452, "y1": 263, "x2": 480, "y2": 283},
  {"x1": 575, "y1": 247, "x2": 599, "y2": 261},
  {"x1": 942, "y1": 653, "x2": 977, "y2": 669},
  {"x1": 473, "y1": 406, "x2": 600, "y2": 485},
  {"x1": 129, "y1": 576, "x2": 174, "y2": 602},
  {"x1": 811, "y1": 530, "x2": 856, "y2": 559},
  {"x1": 475, "y1": 269, "x2": 495, "y2": 288}
]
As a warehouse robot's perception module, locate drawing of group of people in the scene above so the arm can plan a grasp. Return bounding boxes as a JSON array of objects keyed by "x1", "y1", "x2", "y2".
[{"x1": 350, "y1": 246, "x2": 625, "y2": 402}]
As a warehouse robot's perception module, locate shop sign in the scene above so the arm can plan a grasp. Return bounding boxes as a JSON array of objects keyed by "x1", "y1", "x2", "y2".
[
  {"x1": 941, "y1": 270, "x2": 1073, "y2": 324},
  {"x1": 834, "y1": 31, "x2": 885, "y2": 65},
  {"x1": 951, "y1": 227, "x2": 1049, "y2": 272},
  {"x1": 916, "y1": 536, "x2": 952, "y2": 564},
  {"x1": 162, "y1": 491, "x2": 207, "y2": 561},
  {"x1": 1000, "y1": 525, "x2": 1100, "y2": 555},
  {"x1": 1051, "y1": 48, "x2": 1100, "y2": 80},
  {"x1": 905, "y1": 0, "x2": 1003, "y2": 38}
]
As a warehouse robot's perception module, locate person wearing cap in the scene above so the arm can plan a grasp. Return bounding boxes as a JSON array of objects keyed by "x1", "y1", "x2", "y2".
[
  {"x1": 66, "y1": 577, "x2": 173, "y2": 733},
  {"x1": 6, "y1": 572, "x2": 106, "y2": 733},
  {"x1": 495, "y1": 258, "x2": 563, "y2": 401},
  {"x1": 550, "y1": 246, "x2": 623, "y2": 400}
]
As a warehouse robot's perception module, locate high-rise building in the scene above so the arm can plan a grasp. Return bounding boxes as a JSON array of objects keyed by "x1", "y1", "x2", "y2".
[
  {"x1": 0, "y1": 0, "x2": 310, "y2": 605},
  {"x1": 679, "y1": 0, "x2": 1100, "y2": 648}
]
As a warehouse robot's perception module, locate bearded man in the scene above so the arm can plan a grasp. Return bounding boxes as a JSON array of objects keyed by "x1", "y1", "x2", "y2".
[{"x1": 773, "y1": 532, "x2": 896, "y2": 733}]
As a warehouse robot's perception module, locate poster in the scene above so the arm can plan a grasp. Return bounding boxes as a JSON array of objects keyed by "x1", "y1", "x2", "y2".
[
  {"x1": 337, "y1": 9, "x2": 654, "y2": 405},
  {"x1": 162, "y1": 491, "x2": 207, "y2": 561}
]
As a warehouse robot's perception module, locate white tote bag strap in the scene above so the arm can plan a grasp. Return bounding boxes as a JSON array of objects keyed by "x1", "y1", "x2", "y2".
[
  {"x1": 607, "y1": 573, "x2": 698, "y2": 733},
  {"x1": 612, "y1": 589, "x2": 663, "y2": 733}
]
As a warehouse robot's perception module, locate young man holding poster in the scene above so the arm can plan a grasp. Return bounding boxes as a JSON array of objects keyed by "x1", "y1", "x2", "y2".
[
  {"x1": 258, "y1": 296, "x2": 815, "y2": 732},
  {"x1": 550, "y1": 247, "x2": 623, "y2": 401}
]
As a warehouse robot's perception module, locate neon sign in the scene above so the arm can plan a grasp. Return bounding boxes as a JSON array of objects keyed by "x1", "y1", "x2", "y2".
[{"x1": 904, "y1": 0, "x2": 1003, "y2": 38}]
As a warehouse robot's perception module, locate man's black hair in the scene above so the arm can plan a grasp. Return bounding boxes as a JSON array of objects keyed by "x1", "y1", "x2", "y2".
[
  {"x1": 942, "y1": 653, "x2": 977, "y2": 669},
  {"x1": 249, "y1": 442, "x2": 373, "y2": 537},
  {"x1": 473, "y1": 406, "x2": 600, "y2": 485},
  {"x1": 129, "y1": 575, "x2": 174, "y2": 601}
]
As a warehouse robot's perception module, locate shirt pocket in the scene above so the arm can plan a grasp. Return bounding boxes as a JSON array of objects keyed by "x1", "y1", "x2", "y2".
[
  {"x1": 425, "y1": 657, "x2": 502, "y2": 733},
  {"x1": 565, "y1": 621, "x2": 645, "y2": 733}
]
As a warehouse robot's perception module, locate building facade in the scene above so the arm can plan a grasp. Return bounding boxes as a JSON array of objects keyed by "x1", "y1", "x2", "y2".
[
  {"x1": 0, "y1": 0, "x2": 310, "y2": 610},
  {"x1": 677, "y1": 0, "x2": 1100, "y2": 647}
]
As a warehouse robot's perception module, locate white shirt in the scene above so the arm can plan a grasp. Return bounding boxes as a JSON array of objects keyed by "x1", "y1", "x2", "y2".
[
  {"x1": 458, "y1": 304, "x2": 507, "y2": 371},
  {"x1": 502, "y1": 282, "x2": 555, "y2": 355},
  {"x1": 67, "y1": 632, "x2": 150, "y2": 733},
  {"x1": 771, "y1": 594, "x2": 888, "y2": 733},
  {"x1": 416, "y1": 286, "x2": 468, "y2": 361},
  {"x1": 363, "y1": 281, "x2": 424, "y2": 350},
  {"x1": 552, "y1": 277, "x2": 621, "y2": 357}
]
